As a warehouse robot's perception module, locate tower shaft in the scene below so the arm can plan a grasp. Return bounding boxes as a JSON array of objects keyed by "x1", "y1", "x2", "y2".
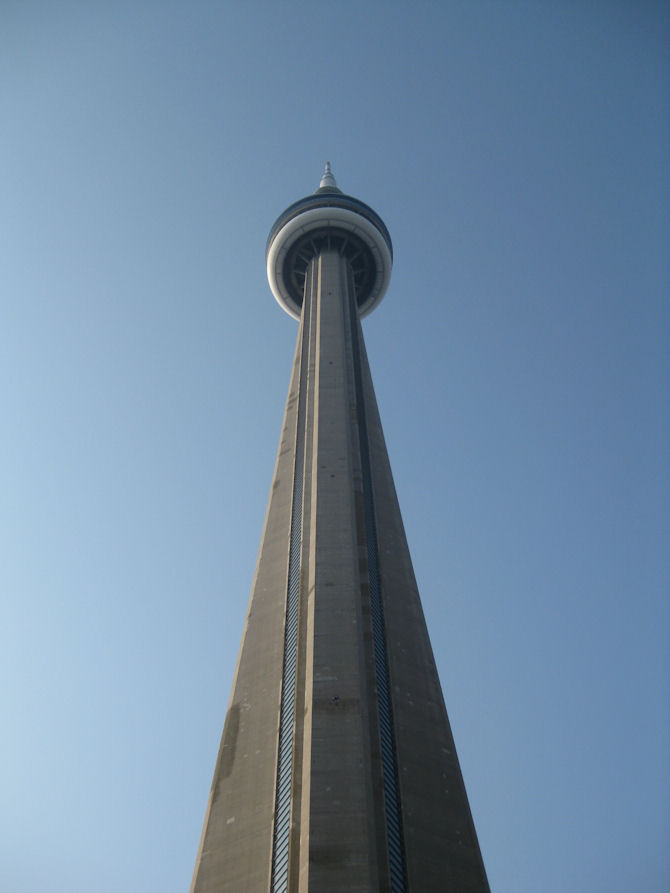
[{"x1": 191, "y1": 246, "x2": 488, "y2": 892}]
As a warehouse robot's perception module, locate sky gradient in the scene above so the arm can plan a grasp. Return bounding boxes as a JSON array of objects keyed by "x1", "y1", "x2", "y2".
[{"x1": 2, "y1": 3, "x2": 669, "y2": 891}]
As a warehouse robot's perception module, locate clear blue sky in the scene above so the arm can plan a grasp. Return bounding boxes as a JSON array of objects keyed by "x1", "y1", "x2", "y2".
[{"x1": 2, "y1": 3, "x2": 668, "y2": 891}]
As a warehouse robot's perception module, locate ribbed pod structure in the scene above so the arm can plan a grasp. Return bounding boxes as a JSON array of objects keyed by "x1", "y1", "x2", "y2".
[{"x1": 191, "y1": 167, "x2": 489, "y2": 892}]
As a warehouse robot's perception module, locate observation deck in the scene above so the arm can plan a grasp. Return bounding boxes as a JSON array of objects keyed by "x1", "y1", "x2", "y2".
[{"x1": 266, "y1": 163, "x2": 393, "y2": 319}]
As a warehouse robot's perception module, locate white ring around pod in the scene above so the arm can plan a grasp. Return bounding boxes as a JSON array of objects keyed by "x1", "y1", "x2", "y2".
[{"x1": 266, "y1": 205, "x2": 393, "y2": 320}]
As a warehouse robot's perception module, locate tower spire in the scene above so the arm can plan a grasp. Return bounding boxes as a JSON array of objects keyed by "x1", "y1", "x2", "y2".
[{"x1": 319, "y1": 160, "x2": 337, "y2": 190}]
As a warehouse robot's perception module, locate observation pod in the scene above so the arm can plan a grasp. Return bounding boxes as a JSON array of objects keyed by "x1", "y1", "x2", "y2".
[{"x1": 266, "y1": 162, "x2": 393, "y2": 319}]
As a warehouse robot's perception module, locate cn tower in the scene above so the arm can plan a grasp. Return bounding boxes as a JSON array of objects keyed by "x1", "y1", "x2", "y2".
[{"x1": 191, "y1": 165, "x2": 489, "y2": 892}]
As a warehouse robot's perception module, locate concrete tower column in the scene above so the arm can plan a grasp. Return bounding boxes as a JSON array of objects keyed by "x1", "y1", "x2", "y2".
[{"x1": 190, "y1": 166, "x2": 489, "y2": 893}]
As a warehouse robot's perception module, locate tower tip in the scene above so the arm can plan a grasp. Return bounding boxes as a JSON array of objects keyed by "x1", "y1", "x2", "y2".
[{"x1": 319, "y1": 161, "x2": 337, "y2": 190}]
